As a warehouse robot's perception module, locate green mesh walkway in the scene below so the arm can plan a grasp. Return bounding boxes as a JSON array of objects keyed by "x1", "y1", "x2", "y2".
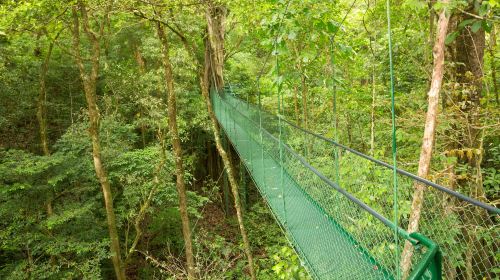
[{"x1": 211, "y1": 89, "x2": 442, "y2": 280}]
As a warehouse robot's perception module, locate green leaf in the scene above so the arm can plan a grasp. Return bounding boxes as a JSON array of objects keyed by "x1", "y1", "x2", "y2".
[
  {"x1": 478, "y1": 2, "x2": 490, "y2": 16},
  {"x1": 445, "y1": 31, "x2": 458, "y2": 45},
  {"x1": 458, "y1": 19, "x2": 475, "y2": 29},
  {"x1": 471, "y1": 20, "x2": 482, "y2": 32},
  {"x1": 482, "y1": 20, "x2": 492, "y2": 33},
  {"x1": 327, "y1": 21, "x2": 339, "y2": 34}
]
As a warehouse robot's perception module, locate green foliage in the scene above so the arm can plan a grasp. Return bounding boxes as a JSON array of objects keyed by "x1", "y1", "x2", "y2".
[{"x1": 0, "y1": 0, "x2": 498, "y2": 278}]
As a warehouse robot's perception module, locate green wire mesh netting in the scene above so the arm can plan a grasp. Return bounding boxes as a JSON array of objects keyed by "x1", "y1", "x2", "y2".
[
  {"x1": 212, "y1": 88, "x2": 499, "y2": 279},
  {"x1": 211, "y1": 89, "x2": 452, "y2": 279}
]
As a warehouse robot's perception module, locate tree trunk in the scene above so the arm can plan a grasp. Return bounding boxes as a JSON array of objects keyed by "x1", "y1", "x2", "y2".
[
  {"x1": 71, "y1": 3, "x2": 126, "y2": 280},
  {"x1": 301, "y1": 73, "x2": 308, "y2": 130},
  {"x1": 203, "y1": 5, "x2": 256, "y2": 278},
  {"x1": 198, "y1": 67, "x2": 256, "y2": 280},
  {"x1": 454, "y1": 6, "x2": 491, "y2": 276},
  {"x1": 293, "y1": 84, "x2": 300, "y2": 124},
  {"x1": 489, "y1": 25, "x2": 498, "y2": 105},
  {"x1": 156, "y1": 22, "x2": 196, "y2": 279},
  {"x1": 134, "y1": 46, "x2": 147, "y2": 147},
  {"x1": 370, "y1": 66, "x2": 376, "y2": 156},
  {"x1": 453, "y1": 1, "x2": 486, "y2": 198},
  {"x1": 37, "y1": 40, "x2": 54, "y2": 156},
  {"x1": 401, "y1": 1, "x2": 450, "y2": 277}
]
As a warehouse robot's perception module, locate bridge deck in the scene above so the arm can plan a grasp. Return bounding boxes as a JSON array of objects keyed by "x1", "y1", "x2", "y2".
[{"x1": 214, "y1": 97, "x2": 391, "y2": 279}]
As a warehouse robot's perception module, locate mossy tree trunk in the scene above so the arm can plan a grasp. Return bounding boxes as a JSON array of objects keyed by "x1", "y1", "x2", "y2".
[
  {"x1": 156, "y1": 20, "x2": 196, "y2": 280},
  {"x1": 71, "y1": 2, "x2": 126, "y2": 279}
]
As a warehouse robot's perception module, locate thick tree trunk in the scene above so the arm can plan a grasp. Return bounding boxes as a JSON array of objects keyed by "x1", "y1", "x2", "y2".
[
  {"x1": 156, "y1": 22, "x2": 196, "y2": 279},
  {"x1": 203, "y1": 5, "x2": 256, "y2": 278},
  {"x1": 452, "y1": 3, "x2": 492, "y2": 278},
  {"x1": 453, "y1": 1, "x2": 486, "y2": 198},
  {"x1": 401, "y1": 1, "x2": 450, "y2": 277},
  {"x1": 71, "y1": 3, "x2": 126, "y2": 280}
]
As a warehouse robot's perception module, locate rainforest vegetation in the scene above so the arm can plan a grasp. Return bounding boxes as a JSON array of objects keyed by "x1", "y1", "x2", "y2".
[{"x1": 0, "y1": 0, "x2": 498, "y2": 279}]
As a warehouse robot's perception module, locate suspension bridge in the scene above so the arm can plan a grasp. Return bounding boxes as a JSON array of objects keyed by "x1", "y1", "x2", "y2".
[{"x1": 211, "y1": 88, "x2": 500, "y2": 280}]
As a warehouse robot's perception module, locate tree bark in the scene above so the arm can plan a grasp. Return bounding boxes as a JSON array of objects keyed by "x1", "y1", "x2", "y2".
[
  {"x1": 301, "y1": 72, "x2": 308, "y2": 130},
  {"x1": 453, "y1": 1, "x2": 486, "y2": 198},
  {"x1": 368, "y1": 36, "x2": 376, "y2": 156},
  {"x1": 155, "y1": 21, "x2": 196, "y2": 280},
  {"x1": 133, "y1": 46, "x2": 147, "y2": 147},
  {"x1": 401, "y1": 0, "x2": 450, "y2": 277},
  {"x1": 452, "y1": 3, "x2": 491, "y2": 277},
  {"x1": 203, "y1": 4, "x2": 256, "y2": 278},
  {"x1": 293, "y1": 84, "x2": 300, "y2": 124},
  {"x1": 71, "y1": 2, "x2": 126, "y2": 279},
  {"x1": 154, "y1": 3, "x2": 256, "y2": 278},
  {"x1": 198, "y1": 63, "x2": 256, "y2": 280},
  {"x1": 37, "y1": 40, "x2": 54, "y2": 156},
  {"x1": 370, "y1": 66, "x2": 376, "y2": 156},
  {"x1": 489, "y1": 25, "x2": 498, "y2": 105}
]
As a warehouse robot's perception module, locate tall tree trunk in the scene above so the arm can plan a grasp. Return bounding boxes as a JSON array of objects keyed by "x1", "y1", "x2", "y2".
[
  {"x1": 453, "y1": 1, "x2": 486, "y2": 198},
  {"x1": 198, "y1": 66, "x2": 256, "y2": 280},
  {"x1": 37, "y1": 40, "x2": 54, "y2": 156},
  {"x1": 489, "y1": 26, "x2": 498, "y2": 105},
  {"x1": 401, "y1": 1, "x2": 450, "y2": 277},
  {"x1": 369, "y1": 37, "x2": 376, "y2": 156},
  {"x1": 370, "y1": 67, "x2": 376, "y2": 156},
  {"x1": 134, "y1": 46, "x2": 147, "y2": 147},
  {"x1": 155, "y1": 22, "x2": 196, "y2": 279},
  {"x1": 37, "y1": 37, "x2": 58, "y2": 267},
  {"x1": 293, "y1": 84, "x2": 300, "y2": 124},
  {"x1": 301, "y1": 73, "x2": 308, "y2": 130},
  {"x1": 452, "y1": 2, "x2": 492, "y2": 277},
  {"x1": 71, "y1": 3, "x2": 126, "y2": 279},
  {"x1": 203, "y1": 4, "x2": 256, "y2": 279}
]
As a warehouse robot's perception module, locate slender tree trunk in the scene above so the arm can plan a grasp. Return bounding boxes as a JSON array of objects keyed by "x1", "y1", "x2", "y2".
[
  {"x1": 489, "y1": 26, "x2": 498, "y2": 105},
  {"x1": 134, "y1": 46, "x2": 147, "y2": 147},
  {"x1": 159, "y1": 3, "x2": 256, "y2": 278},
  {"x1": 37, "y1": 40, "x2": 54, "y2": 156},
  {"x1": 301, "y1": 73, "x2": 308, "y2": 130},
  {"x1": 71, "y1": 3, "x2": 126, "y2": 280},
  {"x1": 370, "y1": 67, "x2": 375, "y2": 156},
  {"x1": 125, "y1": 135, "x2": 166, "y2": 265},
  {"x1": 203, "y1": 5, "x2": 256, "y2": 278},
  {"x1": 293, "y1": 84, "x2": 300, "y2": 124},
  {"x1": 198, "y1": 69, "x2": 256, "y2": 280},
  {"x1": 37, "y1": 38, "x2": 58, "y2": 267},
  {"x1": 123, "y1": 45, "x2": 163, "y2": 267},
  {"x1": 156, "y1": 22, "x2": 196, "y2": 279},
  {"x1": 401, "y1": 1, "x2": 450, "y2": 277}
]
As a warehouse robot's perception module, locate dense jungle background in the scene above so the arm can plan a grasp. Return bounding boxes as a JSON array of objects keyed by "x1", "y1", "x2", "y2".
[{"x1": 0, "y1": 0, "x2": 498, "y2": 279}]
